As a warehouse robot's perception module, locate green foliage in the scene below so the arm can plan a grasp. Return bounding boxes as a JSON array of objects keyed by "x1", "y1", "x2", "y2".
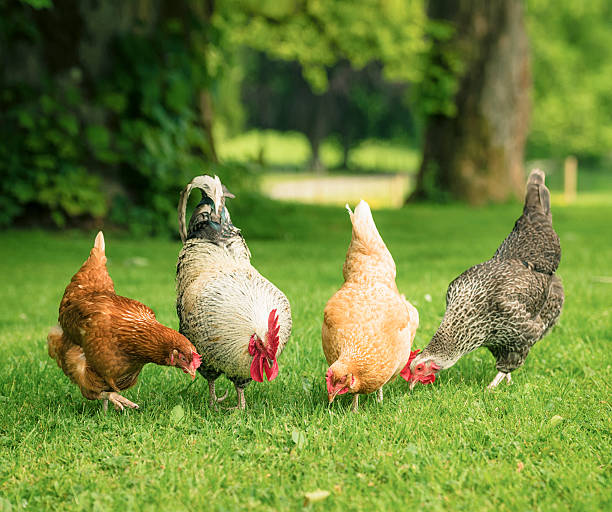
[
  {"x1": 0, "y1": 83, "x2": 107, "y2": 227},
  {"x1": 220, "y1": 0, "x2": 429, "y2": 92},
  {"x1": 527, "y1": 0, "x2": 612, "y2": 158},
  {"x1": 0, "y1": 2, "x2": 252, "y2": 234},
  {"x1": 18, "y1": 0, "x2": 52, "y2": 9},
  {"x1": 413, "y1": 20, "x2": 462, "y2": 117},
  {"x1": 0, "y1": 196, "x2": 611, "y2": 509}
]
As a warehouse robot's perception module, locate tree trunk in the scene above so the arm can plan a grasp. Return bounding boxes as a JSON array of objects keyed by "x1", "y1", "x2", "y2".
[
  {"x1": 308, "y1": 135, "x2": 325, "y2": 173},
  {"x1": 199, "y1": 90, "x2": 218, "y2": 163},
  {"x1": 412, "y1": 0, "x2": 531, "y2": 204},
  {"x1": 307, "y1": 97, "x2": 329, "y2": 173}
]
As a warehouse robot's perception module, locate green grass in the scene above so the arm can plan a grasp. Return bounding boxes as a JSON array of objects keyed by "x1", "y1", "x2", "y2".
[
  {"x1": 217, "y1": 129, "x2": 419, "y2": 173},
  {"x1": 1, "y1": 195, "x2": 611, "y2": 511}
]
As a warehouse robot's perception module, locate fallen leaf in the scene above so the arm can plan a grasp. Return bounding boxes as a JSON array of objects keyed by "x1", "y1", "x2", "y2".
[
  {"x1": 303, "y1": 490, "x2": 330, "y2": 506},
  {"x1": 550, "y1": 415, "x2": 564, "y2": 426},
  {"x1": 517, "y1": 461, "x2": 524, "y2": 472},
  {"x1": 291, "y1": 430, "x2": 306, "y2": 449},
  {"x1": 170, "y1": 404, "x2": 185, "y2": 423},
  {"x1": 301, "y1": 376, "x2": 313, "y2": 393}
]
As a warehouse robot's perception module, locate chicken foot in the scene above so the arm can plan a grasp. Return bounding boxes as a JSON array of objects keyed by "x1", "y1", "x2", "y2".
[
  {"x1": 100, "y1": 391, "x2": 139, "y2": 412},
  {"x1": 222, "y1": 384, "x2": 247, "y2": 410},
  {"x1": 351, "y1": 394, "x2": 359, "y2": 413},
  {"x1": 487, "y1": 371, "x2": 512, "y2": 390},
  {"x1": 208, "y1": 380, "x2": 229, "y2": 408}
]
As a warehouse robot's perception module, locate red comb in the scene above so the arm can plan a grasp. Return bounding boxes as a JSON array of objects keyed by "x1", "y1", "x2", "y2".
[
  {"x1": 399, "y1": 349, "x2": 421, "y2": 381},
  {"x1": 191, "y1": 351, "x2": 202, "y2": 370},
  {"x1": 266, "y1": 309, "x2": 280, "y2": 358}
]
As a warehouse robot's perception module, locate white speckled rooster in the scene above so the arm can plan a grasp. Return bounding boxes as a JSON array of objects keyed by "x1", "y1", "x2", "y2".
[{"x1": 176, "y1": 175, "x2": 292, "y2": 409}]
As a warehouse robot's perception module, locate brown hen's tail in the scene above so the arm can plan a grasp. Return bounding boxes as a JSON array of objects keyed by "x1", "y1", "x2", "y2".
[
  {"x1": 86, "y1": 231, "x2": 107, "y2": 265},
  {"x1": 94, "y1": 231, "x2": 105, "y2": 252},
  {"x1": 47, "y1": 324, "x2": 64, "y2": 361},
  {"x1": 524, "y1": 169, "x2": 551, "y2": 214},
  {"x1": 65, "y1": 231, "x2": 114, "y2": 296}
]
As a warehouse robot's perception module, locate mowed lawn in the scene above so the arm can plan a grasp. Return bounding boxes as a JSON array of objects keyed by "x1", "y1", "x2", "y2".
[{"x1": 0, "y1": 196, "x2": 610, "y2": 511}]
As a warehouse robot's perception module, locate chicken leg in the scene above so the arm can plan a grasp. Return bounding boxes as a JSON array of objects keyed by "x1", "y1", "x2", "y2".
[
  {"x1": 487, "y1": 371, "x2": 512, "y2": 390},
  {"x1": 100, "y1": 391, "x2": 139, "y2": 412},
  {"x1": 208, "y1": 380, "x2": 229, "y2": 408},
  {"x1": 351, "y1": 394, "x2": 359, "y2": 412},
  {"x1": 376, "y1": 388, "x2": 383, "y2": 403},
  {"x1": 222, "y1": 385, "x2": 247, "y2": 410}
]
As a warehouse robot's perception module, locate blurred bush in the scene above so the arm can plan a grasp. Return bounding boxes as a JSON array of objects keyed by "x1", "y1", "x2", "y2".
[{"x1": 0, "y1": 0, "x2": 251, "y2": 235}]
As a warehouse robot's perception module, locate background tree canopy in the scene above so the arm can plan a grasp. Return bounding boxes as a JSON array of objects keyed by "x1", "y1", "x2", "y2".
[{"x1": 0, "y1": 0, "x2": 610, "y2": 233}]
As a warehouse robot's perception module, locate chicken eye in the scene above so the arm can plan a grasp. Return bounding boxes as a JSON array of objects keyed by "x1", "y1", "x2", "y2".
[
  {"x1": 179, "y1": 354, "x2": 186, "y2": 361},
  {"x1": 416, "y1": 365, "x2": 423, "y2": 371}
]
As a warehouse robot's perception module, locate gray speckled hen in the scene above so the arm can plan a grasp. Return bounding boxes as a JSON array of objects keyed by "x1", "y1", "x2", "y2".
[
  {"x1": 407, "y1": 169, "x2": 564, "y2": 390},
  {"x1": 175, "y1": 175, "x2": 292, "y2": 409}
]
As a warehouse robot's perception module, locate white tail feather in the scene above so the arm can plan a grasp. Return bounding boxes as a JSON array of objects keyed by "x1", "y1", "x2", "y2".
[{"x1": 178, "y1": 174, "x2": 224, "y2": 243}]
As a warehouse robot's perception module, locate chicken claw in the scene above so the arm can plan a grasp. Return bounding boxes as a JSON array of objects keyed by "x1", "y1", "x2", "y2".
[
  {"x1": 208, "y1": 380, "x2": 229, "y2": 408},
  {"x1": 100, "y1": 391, "x2": 139, "y2": 412},
  {"x1": 222, "y1": 385, "x2": 246, "y2": 410},
  {"x1": 487, "y1": 371, "x2": 512, "y2": 390}
]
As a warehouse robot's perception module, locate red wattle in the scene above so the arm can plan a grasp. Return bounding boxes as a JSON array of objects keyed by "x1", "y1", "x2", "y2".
[
  {"x1": 399, "y1": 349, "x2": 421, "y2": 381},
  {"x1": 325, "y1": 368, "x2": 334, "y2": 394},
  {"x1": 264, "y1": 359, "x2": 279, "y2": 381},
  {"x1": 399, "y1": 363, "x2": 412, "y2": 382},
  {"x1": 250, "y1": 355, "x2": 264, "y2": 382}
]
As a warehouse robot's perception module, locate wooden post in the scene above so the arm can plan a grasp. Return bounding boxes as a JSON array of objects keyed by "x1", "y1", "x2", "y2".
[{"x1": 564, "y1": 156, "x2": 577, "y2": 203}]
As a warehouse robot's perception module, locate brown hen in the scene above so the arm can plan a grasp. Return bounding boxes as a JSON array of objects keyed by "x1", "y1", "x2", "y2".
[{"x1": 48, "y1": 232, "x2": 201, "y2": 411}]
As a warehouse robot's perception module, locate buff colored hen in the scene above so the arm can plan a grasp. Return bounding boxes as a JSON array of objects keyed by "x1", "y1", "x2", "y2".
[{"x1": 322, "y1": 200, "x2": 419, "y2": 412}]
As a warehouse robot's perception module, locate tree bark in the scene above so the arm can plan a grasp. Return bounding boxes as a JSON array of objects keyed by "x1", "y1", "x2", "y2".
[{"x1": 412, "y1": 0, "x2": 531, "y2": 204}]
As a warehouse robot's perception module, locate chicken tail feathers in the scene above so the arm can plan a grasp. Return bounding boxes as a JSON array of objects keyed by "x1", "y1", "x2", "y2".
[
  {"x1": 94, "y1": 231, "x2": 105, "y2": 253},
  {"x1": 178, "y1": 175, "x2": 234, "y2": 243},
  {"x1": 88, "y1": 231, "x2": 107, "y2": 265},
  {"x1": 347, "y1": 200, "x2": 383, "y2": 245},
  {"x1": 524, "y1": 168, "x2": 551, "y2": 214},
  {"x1": 47, "y1": 324, "x2": 64, "y2": 361}
]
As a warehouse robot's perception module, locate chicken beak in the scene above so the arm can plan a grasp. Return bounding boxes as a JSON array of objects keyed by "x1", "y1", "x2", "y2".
[
  {"x1": 328, "y1": 387, "x2": 342, "y2": 404},
  {"x1": 188, "y1": 366, "x2": 197, "y2": 380},
  {"x1": 409, "y1": 379, "x2": 418, "y2": 391}
]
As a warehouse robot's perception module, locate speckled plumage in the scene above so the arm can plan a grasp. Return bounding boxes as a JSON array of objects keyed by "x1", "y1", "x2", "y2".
[
  {"x1": 322, "y1": 201, "x2": 419, "y2": 406},
  {"x1": 412, "y1": 169, "x2": 564, "y2": 383},
  {"x1": 175, "y1": 175, "x2": 292, "y2": 407}
]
